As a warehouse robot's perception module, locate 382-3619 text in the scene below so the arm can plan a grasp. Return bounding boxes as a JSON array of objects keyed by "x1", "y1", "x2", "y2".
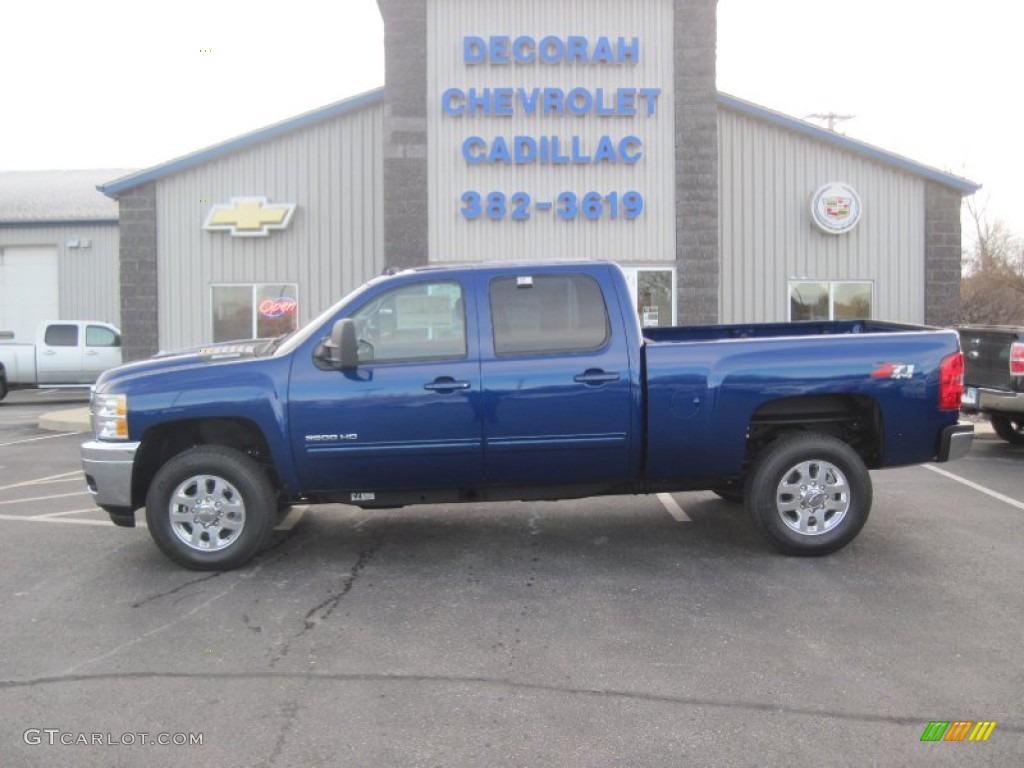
[{"x1": 460, "y1": 191, "x2": 644, "y2": 221}]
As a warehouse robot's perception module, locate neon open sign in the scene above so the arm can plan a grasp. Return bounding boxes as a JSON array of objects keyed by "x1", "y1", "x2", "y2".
[{"x1": 259, "y1": 297, "x2": 297, "y2": 318}]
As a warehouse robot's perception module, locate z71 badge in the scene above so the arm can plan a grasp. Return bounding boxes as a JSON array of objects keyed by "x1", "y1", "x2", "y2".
[{"x1": 871, "y1": 363, "x2": 916, "y2": 379}]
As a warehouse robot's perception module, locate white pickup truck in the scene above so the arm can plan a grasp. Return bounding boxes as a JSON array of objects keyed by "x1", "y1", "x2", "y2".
[{"x1": 0, "y1": 321, "x2": 121, "y2": 401}]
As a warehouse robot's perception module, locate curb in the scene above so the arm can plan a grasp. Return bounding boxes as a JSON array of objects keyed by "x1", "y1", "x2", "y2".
[{"x1": 38, "y1": 407, "x2": 91, "y2": 433}]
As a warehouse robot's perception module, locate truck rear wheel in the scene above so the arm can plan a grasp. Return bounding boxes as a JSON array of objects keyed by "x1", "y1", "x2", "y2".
[
  {"x1": 745, "y1": 433, "x2": 871, "y2": 556},
  {"x1": 989, "y1": 414, "x2": 1024, "y2": 445},
  {"x1": 145, "y1": 446, "x2": 276, "y2": 570}
]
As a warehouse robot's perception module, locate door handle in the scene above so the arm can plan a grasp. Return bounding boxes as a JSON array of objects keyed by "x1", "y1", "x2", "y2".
[
  {"x1": 41, "y1": 350, "x2": 56, "y2": 355},
  {"x1": 574, "y1": 369, "x2": 620, "y2": 385},
  {"x1": 86, "y1": 350, "x2": 99, "y2": 356},
  {"x1": 424, "y1": 377, "x2": 471, "y2": 392}
]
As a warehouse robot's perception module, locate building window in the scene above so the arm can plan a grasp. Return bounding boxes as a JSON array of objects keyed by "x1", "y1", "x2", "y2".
[
  {"x1": 621, "y1": 267, "x2": 676, "y2": 327},
  {"x1": 789, "y1": 281, "x2": 873, "y2": 321},
  {"x1": 211, "y1": 283, "x2": 298, "y2": 342}
]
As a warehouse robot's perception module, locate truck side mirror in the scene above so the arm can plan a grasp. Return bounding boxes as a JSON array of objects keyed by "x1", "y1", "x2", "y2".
[{"x1": 318, "y1": 318, "x2": 358, "y2": 371}]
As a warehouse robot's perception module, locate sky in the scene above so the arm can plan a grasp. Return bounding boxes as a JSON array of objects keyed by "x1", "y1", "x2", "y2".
[{"x1": 1, "y1": 0, "x2": 1020, "y2": 239}]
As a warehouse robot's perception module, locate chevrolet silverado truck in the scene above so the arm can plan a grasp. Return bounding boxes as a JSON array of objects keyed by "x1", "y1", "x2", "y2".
[
  {"x1": 0, "y1": 321, "x2": 122, "y2": 401},
  {"x1": 958, "y1": 325, "x2": 1024, "y2": 443},
  {"x1": 81, "y1": 262, "x2": 972, "y2": 570}
]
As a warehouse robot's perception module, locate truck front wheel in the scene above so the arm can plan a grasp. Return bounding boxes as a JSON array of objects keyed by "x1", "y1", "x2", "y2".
[
  {"x1": 745, "y1": 433, "x2": 871, "y2": 556},
  {"x1": 145, "y1": 446, "x2": 276, "y2": 570},
  {"x1": 989, "y1": 414, "x2": 1024, "y2": 445}
]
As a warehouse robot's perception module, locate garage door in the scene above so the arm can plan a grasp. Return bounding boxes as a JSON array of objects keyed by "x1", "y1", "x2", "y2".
[{"x1": 0, "y1": 245, "x2": 59, "y2": 343}]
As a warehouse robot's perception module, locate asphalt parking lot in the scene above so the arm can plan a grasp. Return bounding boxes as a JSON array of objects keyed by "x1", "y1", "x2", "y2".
[{"x1": 0, "y1": 393, "x2": 1021, "y2": 766}]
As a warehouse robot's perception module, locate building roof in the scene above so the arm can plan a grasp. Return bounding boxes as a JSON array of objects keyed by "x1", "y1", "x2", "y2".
[
  {"x1": 717, "y1": 93, "x2": 980, "y2": 195},
  {"x1": 99, "y1": 89, "x2": 386, "y2": 198},
  {"x1": 96, "y1": 87, "x2": 980, "y2": 198},
  {"x1": 0, "y1": 169, "x2": 132, "y2": 225}
]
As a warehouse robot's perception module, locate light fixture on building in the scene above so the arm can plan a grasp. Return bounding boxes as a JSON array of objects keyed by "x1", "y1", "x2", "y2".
[{"x1": 66, "y1": 237, "x2": 80, "y2": 248}]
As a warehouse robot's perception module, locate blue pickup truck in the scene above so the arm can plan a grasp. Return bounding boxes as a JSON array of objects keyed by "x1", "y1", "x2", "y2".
[{"x1": 82, "y1": 262, "x2": 972, "y2": 569}]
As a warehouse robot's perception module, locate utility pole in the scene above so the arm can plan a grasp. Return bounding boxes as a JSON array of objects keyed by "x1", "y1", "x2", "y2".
[{"x1": 806, "y1": 112, "x2": 855, "y2": 132}]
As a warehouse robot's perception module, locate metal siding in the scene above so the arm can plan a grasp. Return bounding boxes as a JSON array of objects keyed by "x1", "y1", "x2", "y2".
[
  {"x1": 155, "y1": 105, "x2": 384, "y2": 350},
  {"x1": 0, "y1": 224, "x2": 120, "y2": 325},
  {"x1": 427, "y1": 0, "x2": 675, "y2": 263},
  {"x1": 719, "y1": 109, "x2": 926, "y2": 324}
]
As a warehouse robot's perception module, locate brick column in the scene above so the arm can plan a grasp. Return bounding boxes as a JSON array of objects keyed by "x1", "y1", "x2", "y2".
[
  {"x1": 924, "y1": 182, "x2": 963, "y2": 326},
  {"x1": 675, "y1": 0, "x2": 720, "y2": 325},
  {"x1": 117, "y1": 182, "x2": 159, "y2": 360},
  {"x1": 377, "y1": 0, "x2": 430, "y2": 270}
]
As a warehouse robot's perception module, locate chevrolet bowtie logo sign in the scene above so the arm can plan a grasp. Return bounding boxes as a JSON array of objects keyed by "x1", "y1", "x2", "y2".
[{"x1": 203, "y1": 197, "x2": 297, "y2": 237}]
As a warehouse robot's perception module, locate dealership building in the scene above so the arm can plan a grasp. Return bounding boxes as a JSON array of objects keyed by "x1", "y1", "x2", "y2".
[{"x1": 2, "y1": 1, "x2": 979, "y2": 360}]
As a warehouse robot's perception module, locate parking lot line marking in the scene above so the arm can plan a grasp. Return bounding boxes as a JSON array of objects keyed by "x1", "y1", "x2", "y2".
[
  {"x1": 0, "y1": 513, "x2": 112, "y2": 526},
  {"x1": 923, "y1": 464, "x2": 1024, "y2": 512},
  {"x1": 30, "y1": 507, "x2": 102, "y2": 519},
  {"x1": 657, "y1": 493, "x2": 691, "y2": 522},
  {"x1": 275, "y1": 505, "x2": 309, "y2": 531},
  {"x1": 0, "y1": 471, "x2": 81, "y2": 492},
  {"x1": 0, "y1": 432, "x2": 81, "y2": 448},
  {"x1": 0, "y1": 491, "x2": 90, "y2": 506}
]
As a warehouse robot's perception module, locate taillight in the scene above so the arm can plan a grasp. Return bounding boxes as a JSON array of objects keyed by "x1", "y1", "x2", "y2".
[
  {"x1": 939, "y1": 351, "x2": 964, "y2": 410},
  {"x1": 1010, "y1": 342, "x2": 1024, "y2": 376}
]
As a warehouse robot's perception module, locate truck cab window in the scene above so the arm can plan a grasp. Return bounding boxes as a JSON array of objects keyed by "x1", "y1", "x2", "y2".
[
  {"x1": 489, "y1": 274, "x2": 610, "y2": 356},
  {"x1": 86, "y1": 325, "x2": 119, "y2": 348},
  {"x1": 353, "y1": 281, "x2": 466, "y2": 363},
  {"x1": 44, "y1": 324, "x2": 78, "y2": 347}
]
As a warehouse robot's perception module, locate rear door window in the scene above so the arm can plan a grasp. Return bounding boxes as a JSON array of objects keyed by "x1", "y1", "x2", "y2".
[
  {"x1": 489, "y1": 274, "x2": 610, "y2": 356},
  {"x1": 85, "y1": 325, "x2": 120, "y2": 347}
]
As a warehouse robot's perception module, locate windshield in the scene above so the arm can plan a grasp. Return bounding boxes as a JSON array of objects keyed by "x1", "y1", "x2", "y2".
[{"x1": 271, "y1": 279, "x2": 380, "y2": 358}]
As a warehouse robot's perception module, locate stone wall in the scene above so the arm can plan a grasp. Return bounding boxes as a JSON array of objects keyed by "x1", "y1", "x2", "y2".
[
  {"x1": 674, "y1": 0, "x2": 719, "y2": 324},
  {"x1": 924, "y1": 182, "x2": 963, "y2": 326},
  {"x1": 377, "y1": 0, "x2": 430, "y2": 271},
  {"x1": 116, "y1": 182, "x2": 159, "y2": 360}
]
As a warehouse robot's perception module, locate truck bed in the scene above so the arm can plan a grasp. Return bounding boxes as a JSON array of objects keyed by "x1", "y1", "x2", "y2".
[{"x1": 642, "y1": 322, "x2": 963, "y2": 482}]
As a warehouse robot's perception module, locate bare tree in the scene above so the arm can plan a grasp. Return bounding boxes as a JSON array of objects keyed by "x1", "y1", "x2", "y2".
[{"x1": 959, "y1": 199, "x2": 1024, "y2": 325}]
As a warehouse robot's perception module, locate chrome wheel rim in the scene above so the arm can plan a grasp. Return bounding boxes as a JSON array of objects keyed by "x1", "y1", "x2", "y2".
[
  {"x1": 168, "y1": 474, "x2": 246, "y2": 552},
  {"x1": 775, "y1": 459, "x2": 849, "y2": 536}
]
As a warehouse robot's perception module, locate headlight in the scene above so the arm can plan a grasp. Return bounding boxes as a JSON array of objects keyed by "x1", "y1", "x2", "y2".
[{"x1": 91, "y1": 393, "x2": 128, "y2": 440}]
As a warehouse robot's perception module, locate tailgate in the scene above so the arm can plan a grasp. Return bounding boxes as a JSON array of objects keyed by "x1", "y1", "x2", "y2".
[{"x1": 959, "y1": 327, "x2": 1020, "y2": 390}]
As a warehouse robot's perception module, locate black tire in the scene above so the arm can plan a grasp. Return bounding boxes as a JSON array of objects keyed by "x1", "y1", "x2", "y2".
[
  {"x1": 0, "y1": 373, "x2": 7, "y2": 402},
  {"x1": 145, "y1": 446, "x2": 276, "y2": 570},
  {"x1": 989, "y1": 414, "x2": 1024, "y2": 445},
  {"x1": 745, "y1": 433, "x2": 871, "y2": 556},
  {"x1": 712, "y1": 488, "x2": 744, "y2": 503}
]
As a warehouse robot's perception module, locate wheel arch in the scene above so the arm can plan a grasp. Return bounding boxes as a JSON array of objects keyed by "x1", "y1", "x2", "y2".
[
  {"x1": 132, "y1": 417, "x2": 283, "y2": 509},
  {"x1": 747, "y1": 393, "x2": 883, "y2": 469}
]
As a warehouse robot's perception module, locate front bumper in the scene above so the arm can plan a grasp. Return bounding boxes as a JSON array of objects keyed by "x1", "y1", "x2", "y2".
[
  {"x1": 81, "y1": 440, "x2": 139, "y2": 523},
  {"x1": 937, "y1": 423, "x2": 974, "y2": 462}
]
